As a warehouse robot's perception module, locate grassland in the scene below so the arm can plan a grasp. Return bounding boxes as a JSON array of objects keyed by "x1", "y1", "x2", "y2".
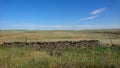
[
  {"x1": 0, "y1": 29, "x2": 120, "y2": 45},
  {"x1": 0, "y1": 29, "x2": 120, "y2": 68},
  {"x1": 0, "y1": 46, "x2": 120, "y2": 68}
]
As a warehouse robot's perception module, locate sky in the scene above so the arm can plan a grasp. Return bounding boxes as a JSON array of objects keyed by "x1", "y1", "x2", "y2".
[{"x1": 0, "y1": 0, "x2": 120, "y2": 30}]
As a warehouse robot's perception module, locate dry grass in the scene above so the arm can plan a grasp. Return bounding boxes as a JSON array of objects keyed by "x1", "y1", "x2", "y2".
[{"x1": 0, "y1": 29, "x2": 120, "y2": 45}]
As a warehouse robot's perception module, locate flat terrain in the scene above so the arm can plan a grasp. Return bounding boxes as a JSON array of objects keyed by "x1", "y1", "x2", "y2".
[
  {"x1": 0, "y1": 29, "x2": 120, "y2": 45},
  {"x1": 0, "y1": 29, "x2": 120, "y2": 68}
]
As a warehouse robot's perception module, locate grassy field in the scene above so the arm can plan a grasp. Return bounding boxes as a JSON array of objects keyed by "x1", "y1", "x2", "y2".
[
  {"x1": 0, "y1": 29, "x2": 120, "y2": 68},
  {"x1": 0, "y1": 29, "x2": 120, "y2": 45},
  {"x1": 0, "y1": 46, "x2": 120, "y2": 68}
]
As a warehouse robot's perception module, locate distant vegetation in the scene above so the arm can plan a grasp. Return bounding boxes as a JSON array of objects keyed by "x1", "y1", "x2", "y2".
[{"x1": 0, "y1": 29, "x2": 120, "y2": 45}]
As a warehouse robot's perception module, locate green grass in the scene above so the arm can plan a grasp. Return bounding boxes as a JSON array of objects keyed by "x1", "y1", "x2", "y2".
[{"x1": 0, "y1": 46, "x2": 120, "y2": 68}]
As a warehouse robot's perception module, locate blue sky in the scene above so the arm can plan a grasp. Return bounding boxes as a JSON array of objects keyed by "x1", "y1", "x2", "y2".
[{"x1": 0, "y1": 0, "x2": 120, "y2": 30}]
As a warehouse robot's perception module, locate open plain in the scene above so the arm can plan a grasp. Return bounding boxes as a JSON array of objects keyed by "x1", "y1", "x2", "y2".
[{"x1": 0, "y1": 29, "x2": 120, "y2": 68}]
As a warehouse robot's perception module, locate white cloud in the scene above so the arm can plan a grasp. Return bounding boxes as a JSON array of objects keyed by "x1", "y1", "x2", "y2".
[
  {"x1": 80, "y1": 15, "x2": 97, "y2": 21},
  {"x1": 80, "y1": 7, "x2": 106, "y2": 21},
  {"x1": 90, "y1": 8, "x2": 106, "y2": 15}
]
